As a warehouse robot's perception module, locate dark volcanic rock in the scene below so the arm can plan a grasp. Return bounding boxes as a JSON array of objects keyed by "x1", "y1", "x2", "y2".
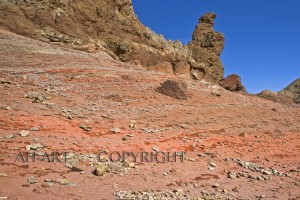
[
  {"x1": 219, "y1": 74, "x2": 245, "y2": 92},
  {"x1": 156, "y1": 80, "x2": 189, "y2": 100}
]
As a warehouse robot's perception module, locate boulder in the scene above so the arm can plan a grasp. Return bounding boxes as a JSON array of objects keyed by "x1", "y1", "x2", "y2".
[
  {"x1": 219, "y1": 74, "x2": 245, "y2": 92},
  {"x1": 156, "y1": 80, "x2": 189, "y2": 100}
]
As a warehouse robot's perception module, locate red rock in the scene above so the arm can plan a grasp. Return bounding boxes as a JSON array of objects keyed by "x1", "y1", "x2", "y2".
[
  {"x1": 219, "y1": 74, "x2": 245, "y2": 92},
  {"x1": 156, "y1": 80, "x2": 189, "y2": 100}
]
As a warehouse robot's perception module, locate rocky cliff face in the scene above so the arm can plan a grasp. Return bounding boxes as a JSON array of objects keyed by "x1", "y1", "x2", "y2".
[{"x1": 0, "y1": 0, "x2": 225, "y2": 81}]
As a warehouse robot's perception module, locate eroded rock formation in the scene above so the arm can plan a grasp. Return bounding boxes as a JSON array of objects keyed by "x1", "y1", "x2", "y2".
[{"x1": 0, "y1": 0, "x2": 225, "y2": 81}]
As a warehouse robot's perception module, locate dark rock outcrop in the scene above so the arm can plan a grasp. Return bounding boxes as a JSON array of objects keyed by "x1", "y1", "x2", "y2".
[
  {"x1": 156, "y1": 80, "x2": 189, "y2": 100},
  {"x1": 219, "y1": 74, "x2": 245, "y2": 92},
  {"x1": 0, "y1": 0, "x2": 225, "y2": 82}
]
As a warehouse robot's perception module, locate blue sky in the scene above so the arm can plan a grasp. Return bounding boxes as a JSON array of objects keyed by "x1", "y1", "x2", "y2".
[{"x1": 132, "y1": 0, "x2": 300, "y2": 94}]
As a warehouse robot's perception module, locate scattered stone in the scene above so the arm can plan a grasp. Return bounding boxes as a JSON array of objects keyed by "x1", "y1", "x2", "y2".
[
  {"x1": 0, "y1": 173, "x2": 8, "y2": 177},
  {"x1": 156, "y1": 80, "x2": 189, "y2": 100},
  {"x1": 62, "y1": 111, "x2": 73, "y2": 120},
  {"x1": 152, "y1": 146, "x2": 160, "y2": 152},
  {"x1": 4, "y1": 134, "x2": 15, "y2": 139},
  {"x1": 110, "y1": 127, "x2": 121, "y2": 133},
  {"x1": 19, "y1": 130, "x2": 30, "y2": 137},
  {"x1": 44, "y1": 178, "x2": 54, "y2": 182},
  {"x1": 28, "y1": 176, "x2": 38, "y2": 184},
  {"x1": 0, "y1": 78, "x2": 12, "y2": 84},
  {"x1": 163, "y1": 172, "x2": 168, "y2": 176},
  {"x1": 70, "y1": 166, "x2": 83, "y2": 172},
  {"x1": 79, "y1": 125, "x2": 92, "y2": 132},
  {"x1": 94, "y1": 164, "x2": 107, "y2": 176},
  {"x1": 129, "y1": 120, "x2": 137, "y2": 129},
  {"x1": 59, "y1": 179, "x2": 69, "y2": 185},
  {"x1": 212, "y1": 183, "x2": 220, "y2": 188},
  {"x1": 24, "y1": 92, "x2": 50, "y2": 103},
  {"x1": 128, "y1": 162, "x2": 135, "y2": 168},
  {"x1": 30, "y1": 127, "x2": 40, "y2": 131},
  {"x1": 228, "y1": 172, "x2": 237, "y2": 179},
  {"x1": 26, "y1": 143, "x2": 43, "y2": 150},
  {"x1": 41, "y1": 182, "x2": 54, "y2": 188},
  {"x1": 208, "y1": 162, "x2": 217, "y2": 171},
  {"x1": 1, "y1": 106, "x2": 12, "y2": 111},
  {"x1": 211, "y1": 91, "x2": 221, "y2": 97}
]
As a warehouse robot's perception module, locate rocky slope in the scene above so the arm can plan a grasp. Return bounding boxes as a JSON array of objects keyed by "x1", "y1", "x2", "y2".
[
  {"x1": 257, "y1": 78, "x2": 300, "y2": 105},
  {"x1": 0, "y1": 0, "x2": 225, "y2": 81},
  {"x1": 0, "y1": 29, "x2": 300, "y2": 200}
]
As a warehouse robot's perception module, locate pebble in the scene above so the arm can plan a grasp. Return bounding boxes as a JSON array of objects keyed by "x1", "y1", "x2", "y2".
[
  {"x1": 26, "y1": 143, "x2": 43, "y2": 150},
  {"x1": 19, "y1": 130, "x2": 30, "y2": 137},
  {"x1": 128, "y1": 162, "x2": 135, "y2": 168},
  {"x1": 228, "y1": 172, "x2": 237, "y2": 179},
  {"x1": 79, "y1": 125, "x2": 92, "y2": 132},
  {"x1": 41, "y1": 182, "x2": 54, "y2": 188},
  {"x1": 94, "y1": 164, "x2": 107, "y2": 176},
  {"x1": 110, "y1": 127, "x2": 121, "y2": 133},
  {"x1": 209, "y1": 162, "x2": 217, "y2": 171},
  {"x1": 30, "y1": 127, "x2": 40, "y2": 131},
  {"x1": 28, "y1": 176, "x2": 38, "y2": 184},
  {"x1": 0, "y1": 173, "x2": 8, "y2": 177},
  {"x1": 4, "y1": 134, "x2": 15, "y2": 139},
  {"x1": 152, "y1": 146, "x2": 160, "y2": 152},
  {"x1": 59, "y1": 179, "x2": 69, "y2": 185}
]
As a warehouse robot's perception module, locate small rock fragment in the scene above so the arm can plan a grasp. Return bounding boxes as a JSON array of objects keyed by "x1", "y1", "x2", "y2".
[
  {"x1": 0, "y1": 173, "x2": 8, "y2": 177},
  {"x1": 94, "y1": 164, "x2": 107, "y2": 176},
  {"x1": 41, "y1": 182, "x2": 54, "y2": 188},
  {"x1": 208, "y1": 162, "x2": 217, "y2": 171},
  {"x1": 4, "y1": 134, "x2": 15, "y2": 139},
  {"x1": 59, "y1": 179, "x2": 69, "y2": 185},
  {"x1": 19, "y1": 130, "x2": 30, "y2": 137},
  {"x1": 28, "y1": 176, "x2": 38, "y2": 184},
  {"x1": 110, "y1": 127, "x2": 121, "y2": 133},
  {"x1": 79, "y1": 125, "x2": 92, "y2": 132}
]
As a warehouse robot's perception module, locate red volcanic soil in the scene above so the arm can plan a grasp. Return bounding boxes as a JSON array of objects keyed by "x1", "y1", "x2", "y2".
[{"x1": 0, "y1": 29, "x2": 300, "y2": 200}]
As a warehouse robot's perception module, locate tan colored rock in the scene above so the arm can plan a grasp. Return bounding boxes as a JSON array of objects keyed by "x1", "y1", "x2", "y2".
[
  {"x1": 0, "y1": 1, "x2": 225, "y2": 81},
  {"x1": 174, "y1": 62, "x2": 190, "y2": 75},
  {"x1": 189, "y1": 12, "x2": 225, "y2": 81},
  {"x1": 148, "y1": 61, "x2": 174, "y2": 74}
]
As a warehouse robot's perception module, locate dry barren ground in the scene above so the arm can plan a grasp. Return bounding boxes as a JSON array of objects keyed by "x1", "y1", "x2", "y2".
[{"x1": 0, "y1": 30, "x2": 300, "y2": 200}]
